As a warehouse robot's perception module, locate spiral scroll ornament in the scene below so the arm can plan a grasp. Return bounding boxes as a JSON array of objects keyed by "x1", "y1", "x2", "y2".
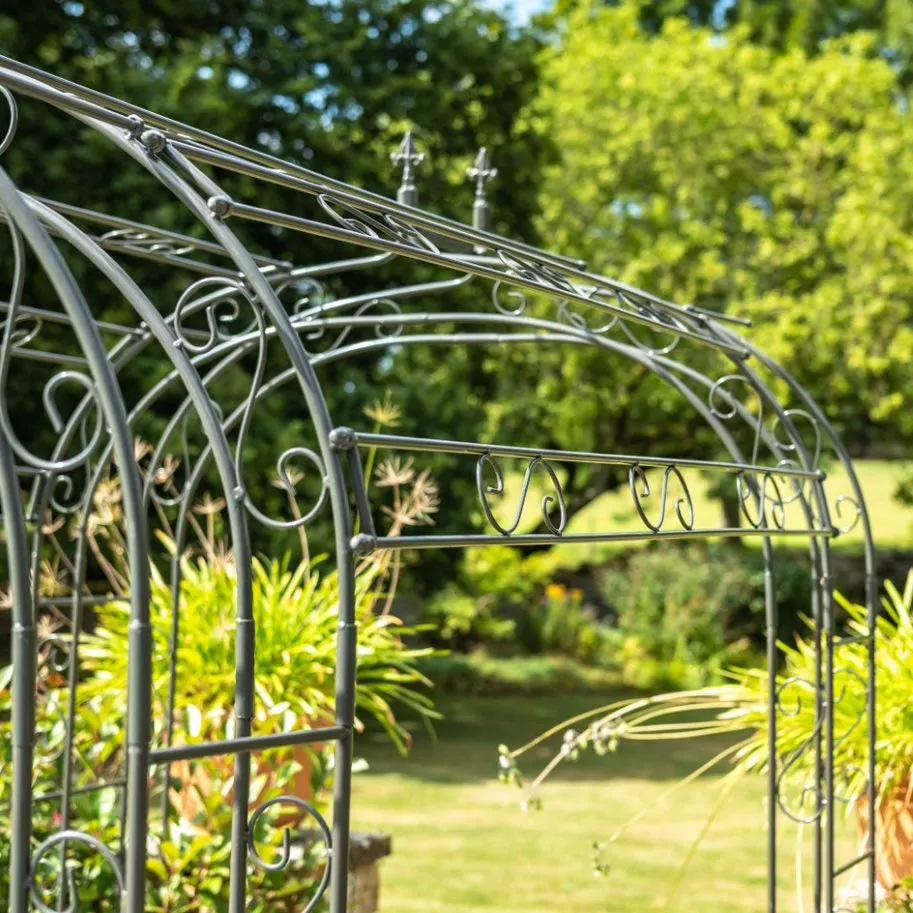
[
  {"x1": 476, "y1": 453, "x2": 567, "y2": 536},
  {"x1": 317, "y1": 194, "x2": 441, "y2": 254},
  {"x1": 736, "y1": 470, "x2": 788, "y2": 531},
  {"x1": 773, "y1": 676, "x2": 824, "y2": 824},
  {"x1": 99, "y1": 227, "x2": 197, "y2": 257},
  {"x1": 628, "y1": 464, "x2": 695, "y2": 533},
  {"x1": 247, "y1": 796, "x2": 333, "y2": 913},
  {"x1": 29, "y1": 830, "x2": 125, "y2": 913},
  {"x1": 173, "y1": 276, "x2": 261, "y2": 354}
]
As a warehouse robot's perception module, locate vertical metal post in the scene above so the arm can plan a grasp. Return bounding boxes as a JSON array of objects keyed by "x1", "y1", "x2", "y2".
[
  {"x1": 1, "y1": 435, "x2": 35, "y2": 913},
  {"x1": 763, "y1": 541, "x2": 777, "y2": 913},
  {"x1": 822, "y1": 558, "x2": 835, "y2": 913},
  {"x1": 865, "y1": 570, "x2": 878, "y2": 913},
  {"x1": 810, "y1": 541, "x2": 824, "y2": 913},
  {"x1": 330, "y1": 548, "x2": 358, "y2": 913}
]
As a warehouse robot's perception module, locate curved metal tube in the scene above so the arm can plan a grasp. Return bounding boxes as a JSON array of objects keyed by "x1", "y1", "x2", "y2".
[{"x1": 0, "y1": 165, "x2": 151, "y2": 913}]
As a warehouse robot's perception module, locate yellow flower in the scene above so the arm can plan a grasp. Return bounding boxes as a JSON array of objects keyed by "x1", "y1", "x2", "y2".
[{"x1": 544, "y1": 583, "x2": 567, "y2": 601}]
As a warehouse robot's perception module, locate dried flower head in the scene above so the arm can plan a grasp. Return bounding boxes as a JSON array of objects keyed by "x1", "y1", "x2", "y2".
[
  {"x1": 134, "y1": 437, "x2": 153, "y2": 464},
  {"x1": 407, "y1": 468, "x2": 440, "y2": 523},
  {"x1": 193, "y1": 493, "x2": 227, "y2": 517},
  {"x1": 272, "y1": 467, "x2": 304, "y2": 492},
  {"x1": 375, "y1": 457, "x2": 416, "y2": 489},
  {"x1": 90, "y1": 476, "x2": 123, "y2": 529},
  {"x1": 152, "y1": 455, "x2": 181, "y2": 488},
  {"x1": 36, "y1": 614, "x2": 57, "y2": 643},
  {"x1": 364, "y1": 394, "x2": 402, "y2": 430},
  {"x1": 38, "y1": 560, "x2": 68, "y2": 600}
]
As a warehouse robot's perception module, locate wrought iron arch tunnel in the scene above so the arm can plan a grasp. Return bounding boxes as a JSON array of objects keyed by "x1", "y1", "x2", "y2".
[{"x1": 0, "y1": 57, "x2": 878, "y2": 913}]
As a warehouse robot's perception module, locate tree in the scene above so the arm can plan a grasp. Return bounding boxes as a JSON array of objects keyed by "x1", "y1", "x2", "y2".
[
  {"x1": 0, "y1": 0, "x2": 547, "y2": 562},
  {"x1": 547, "y1": 0, "x2": 913, "y2": 81},
  {"x1": 485, "y1": 3, "x2": 913, "y2": 520}
]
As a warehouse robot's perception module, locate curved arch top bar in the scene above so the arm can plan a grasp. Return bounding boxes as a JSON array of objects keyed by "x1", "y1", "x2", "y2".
[{"x1": 0, "y1": 58, "x2": 877, "y2": 913}]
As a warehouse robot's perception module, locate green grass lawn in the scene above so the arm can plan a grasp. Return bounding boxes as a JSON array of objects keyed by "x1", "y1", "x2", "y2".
[{"x1": 351, "y1": 694, "x2": 861, "y2": 912}]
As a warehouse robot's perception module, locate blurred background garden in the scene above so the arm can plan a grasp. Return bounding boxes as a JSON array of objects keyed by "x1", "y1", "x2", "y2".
[{"x1": 4, "y1": 0, "x2": 913, "y2": 909}]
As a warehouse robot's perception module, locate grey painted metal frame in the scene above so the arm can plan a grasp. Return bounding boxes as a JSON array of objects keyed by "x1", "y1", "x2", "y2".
[{"x1": 0, "y1": 57, "x2": 878, "y2": 912}]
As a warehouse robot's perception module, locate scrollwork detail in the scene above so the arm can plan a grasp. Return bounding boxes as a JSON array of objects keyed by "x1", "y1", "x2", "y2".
[
  {"x1": 708, "y1": 374, "x2": 764, "y2": 466},
  {"x1": 491, "y1": 280, "x2": 528, "y2": 317},
  {"x1": 771, "y1": 408, "x2": 822, "y2": 473},
  {"x1": 0, "y1": 370, "x2": 104, "y2": 476},
  {"x1": 628, "y1": 464, "x2": 695, "y2": 533},
  {"x1": 0, "y1": 310, "x2": 41, "y2": 349},
  {"x1": 476, "y1": 453, "x2": 567, "y2": 536},
  {"x1": 317, "y1": 194, "x2": 440, "y2": 254},
  {"x1": 299, "y1": 297, "x2": 404, "y2": 355},
  {"x1": 29, "y1": 830, "x2": 125, "y2": 913},
  {"x1": 833, "y1": 495, "x2": 861, "y2": 536},
  {"x1": 99, "y1": 228, "x2": 197, "y2": 257},
  {"x1": 290, "y1": 278, "x2": 329, "y2": 316},
  {"x1": 247, "y1": 796, "x2": 332, "y2": 913},
  {"x1": 243, "y1": 447, "x2": 330, "y2": 530},
  {"x1": 173, "y1": 276, "x2": 260, "y2": 354},
  {"x1": 736, "y1": 471, "x2": 788, "y2": 531},
  {"x1": 555, "y1": 297, "x2": 619, "y2": 336},
  {"x1": 496, "y1": 249, "x2": 578, "y2": 297},
  {"x1": 773, "y1": 676, "x2": 823, "y2": 824}
]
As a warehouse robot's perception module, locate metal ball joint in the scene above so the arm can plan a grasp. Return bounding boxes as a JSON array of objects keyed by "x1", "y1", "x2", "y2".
[{"x1": 140, "y1": 128, "x2": 167, "y2": 154}]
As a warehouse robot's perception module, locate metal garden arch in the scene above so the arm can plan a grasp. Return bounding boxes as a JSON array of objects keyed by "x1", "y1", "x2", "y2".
[{"x1": 0, "y1": 57, "x2": 878, "y2": 912}]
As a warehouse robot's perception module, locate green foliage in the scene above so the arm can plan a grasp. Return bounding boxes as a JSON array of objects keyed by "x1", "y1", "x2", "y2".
[
  {"x1": 598, "y1": 544, "x2": 809, "y2": 687},
  {"x1": 885, "y1": 878, "x2": 913, "y2": 911},
  {"x1": 416, "y1": 652, "x2": 621, "y2": 695},
  {"x1": 551, "y1": 0, "x2": 913, "y2": 79},
  {"x1": 527, "y1": 4, "x2": 913, "y2": 462},
  {"x1": 425, "y1": 546, "x2": 616, "y2": 665},
  {"x1": 731, "y1": 572, "x2": 913, "y2": 802},
  {"x1": 503, "y1": 572, "x2": 913, "y2": 902},
  {"x1": 79, "y1": 544, "x2": 437, "y2": 754},
  {"x1": 0, "y1": 497, "x2": 438, "y2": 907},
  {"x1": 426, "y1": 546, "x2": 550, "y2": 645},
  {"x1": 515, "y1": 583, "x2": 612, "y2": 663},
  {"x1": 0, "y1": 666, "x2": 326, "y2": 911}
]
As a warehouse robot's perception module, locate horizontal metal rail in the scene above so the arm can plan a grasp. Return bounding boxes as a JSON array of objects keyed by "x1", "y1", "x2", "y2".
[
  {"x1": 149, "y1": 725, "x2": 349, "y2": 764},
  {"x1": 351, "y1": 431, "x2": 826, "y2": 480},
  {"x1": 366, "y1": 526, "x2": 835, "y2": 551},
  {"x1": 833, "y1": 851, "x2": 873, "y2": 878}
]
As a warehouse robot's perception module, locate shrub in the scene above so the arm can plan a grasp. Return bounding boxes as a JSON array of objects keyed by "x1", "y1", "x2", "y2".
[
  {"x1": 0, "y1": 426, "x2": 440, "y2": 909},
  {"x1": 426, "y1": 546, "x2": 550, "y2": 647},
  {"x1": 416, "y1": 653, "x2": 620, "y2": 695},
  {"x1": 79, "y1": 542, "x2": 437, "y2": 754},
  {"x1": 0, "y1": 665, "x2": 329, "y2": 912},
  {"x1": 514, "y1": 583, "x2": 613, "y2": 664},
  {"x1": 0, "y1": 543, "x2": 437, "y2": 910},
  {"x1": 598, "y1": 543, "x2": 809, "y2": 687}
]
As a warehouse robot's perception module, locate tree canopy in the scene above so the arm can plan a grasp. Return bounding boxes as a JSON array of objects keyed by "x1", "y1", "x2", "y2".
[{"x1": 525, "y1": 4, "x2": 913, "y2": 461}]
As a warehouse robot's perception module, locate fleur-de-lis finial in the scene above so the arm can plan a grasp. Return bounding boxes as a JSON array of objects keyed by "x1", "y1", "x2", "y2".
[
  {"x1": 391, "y1": 131, "x2": 424, "y2": 207},
  {"x1": 467, "y1": 147, "x2": 497, "y2": 231}
]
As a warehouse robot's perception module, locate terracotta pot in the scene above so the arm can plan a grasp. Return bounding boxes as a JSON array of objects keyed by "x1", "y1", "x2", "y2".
[
  {"x1": 166, "y1": 720, "x2": 331, "y2": 829},
  {"x1": 856, "y1": 781, "x2": 913, "y2": 891}
]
